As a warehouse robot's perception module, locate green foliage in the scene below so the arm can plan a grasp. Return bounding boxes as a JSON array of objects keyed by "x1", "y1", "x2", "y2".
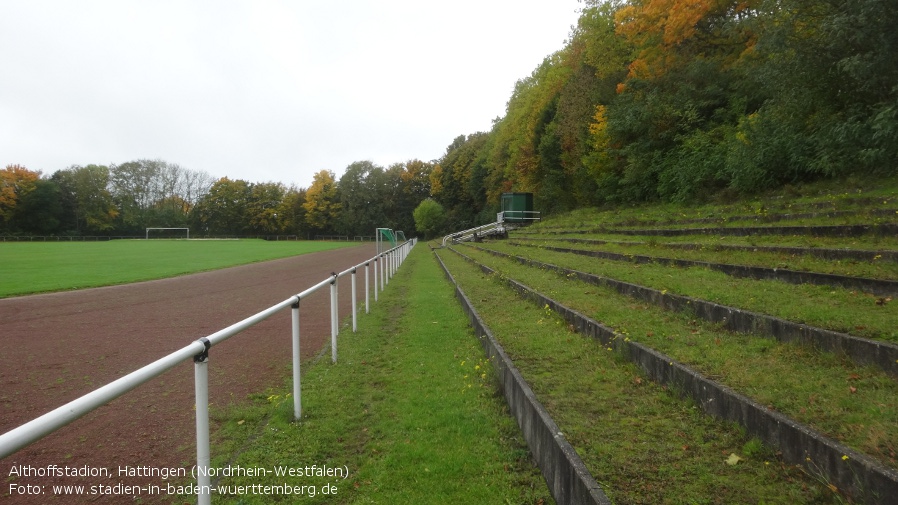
[
  {"x1": 433, "y1": 133, "x2": 491, "y2": 229},
  {"x1": 246, "y1": 182, "x2": 287, "y2": 234},
  {"x1": 338, "y1": 161, "x2": 385, "y2": 237},
  {"x1": 192, "y1": 177, "x2": 253, "y2": 235},
  {"x1": 12, "y1": 179, "x2": 63, "y2": 234},
  {"x1": 412, "y1": 198, "x2": 446, "y2": 239}
]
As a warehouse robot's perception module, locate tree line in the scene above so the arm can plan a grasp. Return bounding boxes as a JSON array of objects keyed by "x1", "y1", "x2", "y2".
[
  {"x1": 0, "y1": 159, "x2": 432, "y2": 238},
  {"x1": 5, "y1": 0, "x2": 894, "y2": 238},
  {"x1": 431, "y1": 0, "x2": 897, "y2": 228}
]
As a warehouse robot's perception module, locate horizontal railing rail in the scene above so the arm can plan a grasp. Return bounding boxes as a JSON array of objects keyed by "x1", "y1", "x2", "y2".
[
  {"x1": 0, "y1": 238, "x2": 416, "y2": 504},
  {"x1": 498, "y1": 210, "x2": 541, "y2": 224},
  {"x1": 441, "y1": 211, "x2": 541, "y2": 248}
]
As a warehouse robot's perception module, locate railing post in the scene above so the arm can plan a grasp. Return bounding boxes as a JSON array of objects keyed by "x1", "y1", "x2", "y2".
[
  {"x1": 365, "y1": 262, "x2": 370, "y2": 313},
  {"x1": 351, "y1": 267, "x2": 357, "y2": 332},
  {"x1": 330, "y1": 274, "x2": 338, "y2": 363},
  {"x1": 291, "y1": 299, "x2": 301, "y2": 419},
  {"x1": 373, "y1": 258, "x2": 379, "y2": 302},
  {"x1": 379, "y1": 254, "x2": 385, "y2": 292},
  {"x1": 194, "y1": 338, "x2": 212, "y2": 505},
  {"x1": 335, "y1": 273, "x2": 339, "y2": 333}
]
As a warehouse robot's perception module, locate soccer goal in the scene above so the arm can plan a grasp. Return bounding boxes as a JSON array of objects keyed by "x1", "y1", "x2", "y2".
[
  {"x1": 145, "y1": 227, "x2": 190, "y2": 239},
  {"x1": 376, "y1": 228, "x2": 396, "y2": 255}
]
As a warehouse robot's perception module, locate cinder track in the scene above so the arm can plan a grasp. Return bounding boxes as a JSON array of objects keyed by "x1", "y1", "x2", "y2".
[{"x1": 0, "y1": 244, "x2": 375, "y2": 503}]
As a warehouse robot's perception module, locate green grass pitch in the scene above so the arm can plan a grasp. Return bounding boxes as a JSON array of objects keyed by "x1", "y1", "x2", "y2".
[{"x1": 0, "y1": 240, "x2": 359, "y2": 298}]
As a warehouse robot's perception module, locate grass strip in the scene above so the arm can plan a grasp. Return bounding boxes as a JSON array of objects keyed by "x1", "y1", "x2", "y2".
[
  {"x1": 511, "y1": 240, "x2": 898, "y2": 298},
  {"x1": 436, "y1": 248, "x2": 842, "y2": 504},
  {"x1": 525, "y1": 175, "x2": 898, "y2": 233},
  {"x1": 0, "y1": 240, "x2": 357, "y2": 298},
  {"x1": 519, "y1": 231, "x2": 898, "y2": 253},
  {"x1": 205, "y1": 246, "x2": 552, "y2": 504},
  {"x1": 454, "y1": 244, "x2": 898, "y2": 471},
  {"x1": 472, "y1": 242, "x2": 898, "y2": 378},
  {"x1": 478, "y1": 241, "x2": 898, "y2": 343},
  {"x1": 512, "y1": 237, "x2": 898, "y2": 281}
]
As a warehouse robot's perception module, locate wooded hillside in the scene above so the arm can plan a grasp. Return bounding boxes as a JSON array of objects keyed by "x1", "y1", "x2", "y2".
[
  {"x1": 433, "y1": 0, "x2": 897, "y2": 227},
  {"x1": 4, "y1": 0, "x2": 895, "y2": 237}
]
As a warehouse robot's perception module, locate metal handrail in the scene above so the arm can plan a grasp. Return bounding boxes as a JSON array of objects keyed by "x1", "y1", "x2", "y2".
[
  {"x1": 440, "y1": 211, "x2": 540, "y2": 247},
  {"x1": 0, "y1": 238, "x2": 416, "y2": 504}
]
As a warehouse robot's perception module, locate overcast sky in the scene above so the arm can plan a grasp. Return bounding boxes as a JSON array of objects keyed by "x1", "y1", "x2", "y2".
[{"x1": 1, "y1": 1, "x2": 582, "y2": 188}]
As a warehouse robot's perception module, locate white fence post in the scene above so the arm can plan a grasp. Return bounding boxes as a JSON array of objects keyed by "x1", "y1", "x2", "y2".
[
  {"x1": 335, "y1": 274, "x2": 339, "y2": 334},
  {"x1": 365, "y1": 262, "x2": 370, "y2": 313},
  {"x1": 330, "y1": 274, "x2": 338, "y2": 363},
  {"x1": 351, "y1": 267, "x2": 357, "y2": 332},
  {"x1": 291, "y1": 299, "x2": 301, "y2": 419},
  {"x1": 194, "y1": 339, "x2": 212, "y2": 505}
]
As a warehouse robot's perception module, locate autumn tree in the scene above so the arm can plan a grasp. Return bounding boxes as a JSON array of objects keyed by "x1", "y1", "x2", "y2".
[
  {"x1": 0, "y1": 164, "x2": 40, "y2": 232},
  {"x1": 277, "y1": 186, "x2": 309, "y2": 237},
  {"x1": 303, "y1": 170, "x2": 341, "y2": 234},
  {"x1": 246, "y1": 182, "x2": 287, "y2": 234}
]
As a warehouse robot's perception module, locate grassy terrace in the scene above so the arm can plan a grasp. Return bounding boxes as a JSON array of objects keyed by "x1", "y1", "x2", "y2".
[
  {"x1": 509, "y1": 237, "x2": 898, "y2": 281},
  {"x1": 436, "y1": 248, "x2": 842, "y2": 504},
  {"x1": 526, "y1": 175, "x2": 898, "y2": 232},
  {"x1": 451, "y1": 243, "x2": 898, "y2": 471},
  {"x1": 471, "y1": 241, "x2": 898, "y2": 343},
  {"x1": 206, "y1": 247, "x2": 552, "y2": 504},
  {"x1": 519, "y1": 231, "x2": 898, "y2": 252}
]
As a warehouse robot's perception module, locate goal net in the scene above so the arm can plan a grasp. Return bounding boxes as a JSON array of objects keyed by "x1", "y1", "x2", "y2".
[
  {"x1": 145, "y1": 227, "x2": 190, "y2": 239},
  {"x1": 376, "y1": 228, "x2": 396, "y2": 255}
]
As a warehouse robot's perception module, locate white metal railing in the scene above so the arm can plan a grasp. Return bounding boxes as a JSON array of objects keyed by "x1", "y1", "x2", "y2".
[
  {"x1": 441, "y1": 211, "x2": 541, "y2": 247},
  {"x1": 0, "y1": 238, "x2": 416, "y2": 505},
  {"x1": 497, "y1": 210, "x2": 541, "y2": 224},
  {"x1": 441, "y1": 222, "x2": 502, "y2": 247}
]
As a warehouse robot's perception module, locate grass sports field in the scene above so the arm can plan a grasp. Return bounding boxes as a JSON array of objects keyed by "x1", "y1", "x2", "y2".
[{"x1": 0, "y1": 239, "x2": 358, "y2": 298}]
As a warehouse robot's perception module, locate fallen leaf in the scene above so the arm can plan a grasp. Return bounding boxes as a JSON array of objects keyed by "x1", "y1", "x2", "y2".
[
  {"x1": 849, "y1": 386, "x2": 857, "y2": 394},
  {"x1": 726, "y1": 453, "x2": 742, "y2": 466}
]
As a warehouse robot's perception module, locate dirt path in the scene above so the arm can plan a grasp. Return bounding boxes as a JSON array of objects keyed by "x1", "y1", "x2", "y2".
[{"x1": 1, "y1": 244, "x2": 377, "y2": 502}]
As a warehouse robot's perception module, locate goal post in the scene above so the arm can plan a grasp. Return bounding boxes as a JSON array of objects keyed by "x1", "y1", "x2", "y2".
[
  {"x1": 146, "y1": 227, "x2": 190, "y2": 239},
  {"x1": 376, "y1": 228, "x2": 396, "y2": 255}
]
